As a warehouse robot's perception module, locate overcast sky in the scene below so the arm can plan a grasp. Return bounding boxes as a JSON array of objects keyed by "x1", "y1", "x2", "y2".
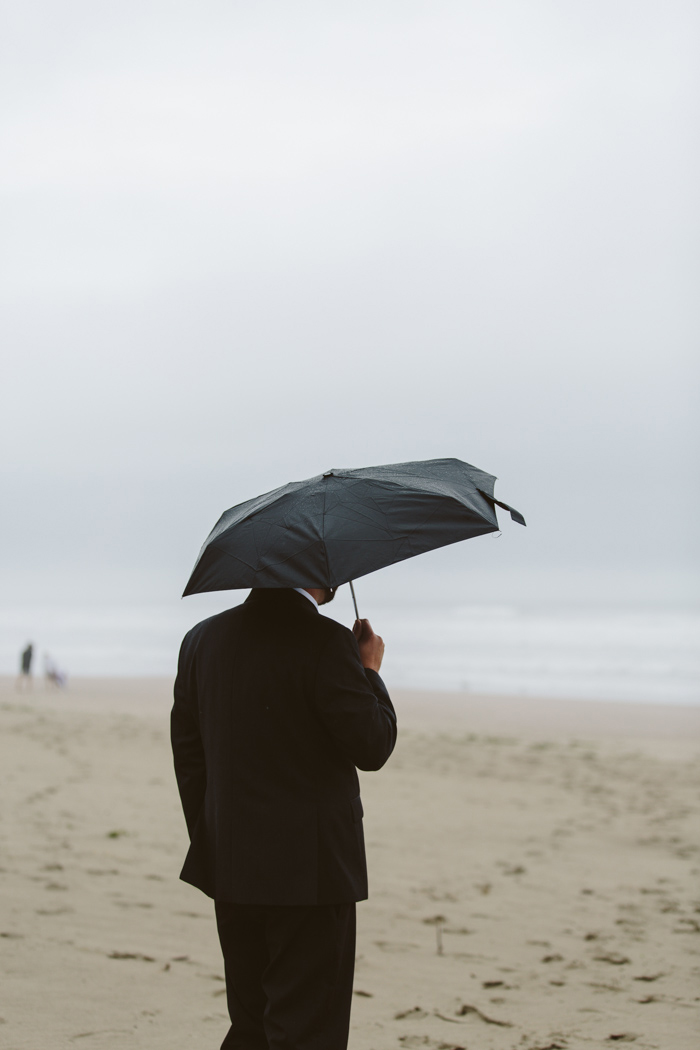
[{"x1": 2, "y1": 0, "x2": 698, "y2": 612}]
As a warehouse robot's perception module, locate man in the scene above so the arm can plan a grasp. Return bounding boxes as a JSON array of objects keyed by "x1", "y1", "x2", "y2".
[
  {"x1": 171, "y1": 585, "x2": 396, "y2": 1050},
  {"x1": 16, "y1": 641, "x2": 33, "y2": 692}
]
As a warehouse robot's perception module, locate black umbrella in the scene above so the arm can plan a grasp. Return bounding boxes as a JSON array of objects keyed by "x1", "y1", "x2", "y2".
[{"x1": 183, "y1": 458, "x2": 524, "y2": 615}]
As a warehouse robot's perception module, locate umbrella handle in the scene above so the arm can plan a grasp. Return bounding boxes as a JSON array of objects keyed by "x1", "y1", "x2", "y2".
[{"x1": 349, "y1": 580, "x2": 360, "y2": 621}]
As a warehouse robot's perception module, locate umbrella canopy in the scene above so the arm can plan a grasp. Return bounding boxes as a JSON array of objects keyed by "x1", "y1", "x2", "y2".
[{"x1": 183, "y1": 457, "x2": 525, "y2": 597}]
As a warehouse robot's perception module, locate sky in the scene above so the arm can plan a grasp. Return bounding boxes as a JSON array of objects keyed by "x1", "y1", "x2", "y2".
[{"x1": 2, "y1": 0, "x2": 698, "y2": 616}]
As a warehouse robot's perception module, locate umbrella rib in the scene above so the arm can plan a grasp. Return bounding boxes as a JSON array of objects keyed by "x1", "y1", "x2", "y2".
[
  {"x1": 397, "y1": 495, "x2": 478, "y2": 544},
  {"x1": 332, "y1": 511, "x2": 392, "y2": 537},
  {"x1": 321, "y1": 480, "x2": 331, "y2": 587},
  {"x1": 211, "y1": 480, "x2": 313, "y2": 542},
  {"x1": 209, "y1": 538, "x2": 321, "y2": 571}
]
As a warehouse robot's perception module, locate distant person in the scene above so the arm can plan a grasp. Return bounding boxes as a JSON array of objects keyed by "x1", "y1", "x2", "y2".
[
  {"x1": 44, "y1": 652, "x2": 67, "y2": 689},
  {"x1": 16, "y1": 642, "x2": 34, "y2": 691}
]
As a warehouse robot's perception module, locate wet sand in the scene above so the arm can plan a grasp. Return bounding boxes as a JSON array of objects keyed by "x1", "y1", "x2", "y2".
[{"x1": 1, "y1": 676, "x2": 698, "y2": 1049}]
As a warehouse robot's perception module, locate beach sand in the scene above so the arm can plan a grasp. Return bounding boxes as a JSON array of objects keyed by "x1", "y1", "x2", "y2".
[{"x1": 1, "y1": 676, "x2": 699, "y2": 1049}]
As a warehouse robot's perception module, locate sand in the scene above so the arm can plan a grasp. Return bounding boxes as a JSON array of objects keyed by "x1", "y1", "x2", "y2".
[{"x1": 1, "y1": 676, "x2": 699, "y2": 1050}]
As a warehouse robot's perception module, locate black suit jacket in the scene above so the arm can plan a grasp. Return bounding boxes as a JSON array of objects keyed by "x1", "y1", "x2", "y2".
[{"x1": 171, "y1": 588, "x2": 397, "y2": 905}]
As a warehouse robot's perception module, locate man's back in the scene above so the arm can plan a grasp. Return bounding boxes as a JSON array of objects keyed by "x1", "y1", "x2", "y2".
[{"x1": 172, "y1": 588, "x2": 396, "y2": 905}]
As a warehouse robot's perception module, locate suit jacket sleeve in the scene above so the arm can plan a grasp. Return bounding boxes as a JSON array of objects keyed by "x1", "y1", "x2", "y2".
[
  {"x1": 313, "y1": 626, "x2": 397, "y2": 771},
  {"x1": 171, "y1": 631, "x2": 207, "y2": 838}
]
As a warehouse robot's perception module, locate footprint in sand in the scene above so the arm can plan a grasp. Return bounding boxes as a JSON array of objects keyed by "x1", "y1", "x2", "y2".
[
  {"x1": 374, "y1": 940, "x2": 420, "y2": 953},
  {"x1": 69, "y1": 1028, "x2": 133, "y2": 1041},
  {"x1": 499, "y1": 863, "x2": 527, "y2": 876},
  {"x1": 455, "y1": 1003, "x2": 512, "y2": 1027},
  {"x1": 674, "y1": 917, "x2": 700, "y2": 933},
  {"x1": 398, "y1": 1038, "x2": 465, "y2": 1049},
  {"x1": 594, "y1": 952, "x2": 631, "y2": 966},
  {"x1": 415, "y1": 887, "x2": 458, "y2": 903},
  {"x1": 107, "y1": 951, "x2": 155, "y2": 962}
]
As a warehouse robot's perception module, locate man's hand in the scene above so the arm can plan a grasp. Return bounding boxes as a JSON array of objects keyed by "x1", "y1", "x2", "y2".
[{"x1": 352, "y1": 619, "x2": 385, "y2": 672}]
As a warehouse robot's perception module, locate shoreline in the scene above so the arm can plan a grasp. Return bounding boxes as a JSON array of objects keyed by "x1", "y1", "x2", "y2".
[{"x1": 3, "y1": 675, "x2": 699, "y2": 743}]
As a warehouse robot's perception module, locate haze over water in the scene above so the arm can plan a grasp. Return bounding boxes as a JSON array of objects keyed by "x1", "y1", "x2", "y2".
[{"x1": 4, "y1": 560, "x2": 699, "y2": 705}]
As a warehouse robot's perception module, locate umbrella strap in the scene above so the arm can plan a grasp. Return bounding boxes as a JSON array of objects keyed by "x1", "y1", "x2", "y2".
[{"x1": 477, "y1": 489, "x2": 526, "y2": 526}]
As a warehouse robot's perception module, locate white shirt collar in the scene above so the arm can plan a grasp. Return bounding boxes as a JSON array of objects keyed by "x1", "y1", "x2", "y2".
[{"x1": 294, "y1": 588, "x2": 318, "y2": 609}]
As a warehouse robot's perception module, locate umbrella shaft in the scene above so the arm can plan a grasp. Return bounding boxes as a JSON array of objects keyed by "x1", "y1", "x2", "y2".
[{"x1": 349, "y1": 580, "x2": 360, "y2": 621}]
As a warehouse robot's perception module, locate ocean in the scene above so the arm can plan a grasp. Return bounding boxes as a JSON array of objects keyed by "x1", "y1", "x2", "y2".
[{"x1": 3, "y1": 599, "x2": 698, "y2": 705}]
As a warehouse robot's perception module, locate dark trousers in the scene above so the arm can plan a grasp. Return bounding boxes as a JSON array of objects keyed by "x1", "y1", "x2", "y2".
[{"x1": 215, "y1": 901, "x2": 356, "y2": 1050}]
